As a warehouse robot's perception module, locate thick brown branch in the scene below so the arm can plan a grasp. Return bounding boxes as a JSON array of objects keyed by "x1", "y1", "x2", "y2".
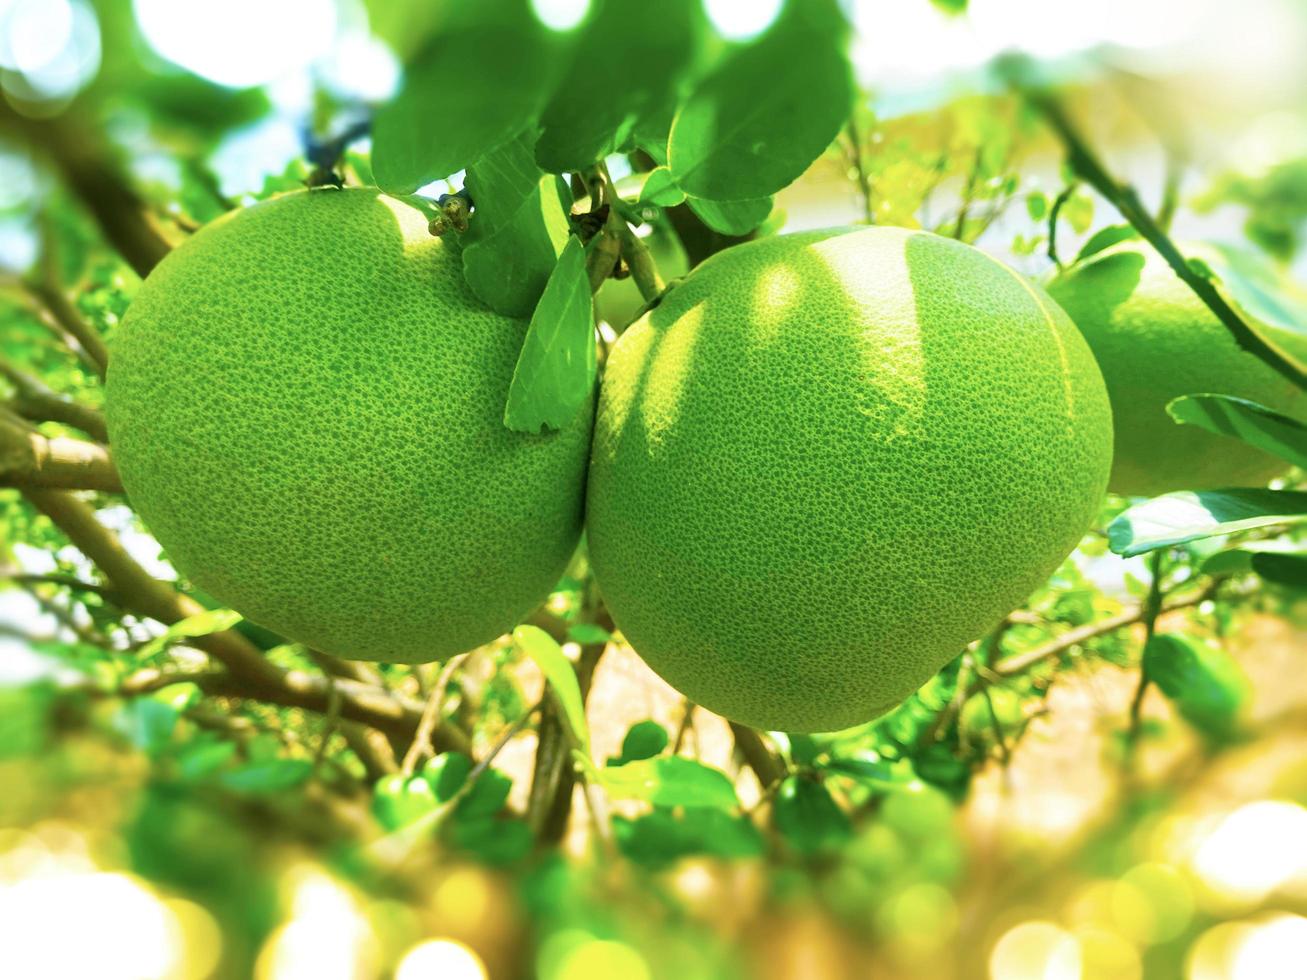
[
  {"x1": 1, "y1": 411, "x2": 121, "y2": 492},
  {"x1": 1, "y1": 363, "x2": 108, "y2": 441}
]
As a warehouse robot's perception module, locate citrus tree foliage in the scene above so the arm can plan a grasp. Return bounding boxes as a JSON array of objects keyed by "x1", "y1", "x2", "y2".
[{"x1": 1, "y1": 0, "x2": 1306, "y2": 976}]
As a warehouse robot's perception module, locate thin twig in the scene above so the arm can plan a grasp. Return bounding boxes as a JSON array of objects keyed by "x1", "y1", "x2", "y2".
[
  {"x1": 845, "y1": 113, "x2": 875, "y2": 224},
  {"x1": 1006, "y1": 62, "x2": 1307, "y2": 388},
  {"x1": 0, "y1": 362, "x2": 108, "y2": 441},
  {"x1": 1127, "y1": 550, "x2": 1168, "y2": 740},
  {"x1": 1046, "y1": 183, "x2": 1078, "y2": 270},
  {"x1": 401, "y1": 653, "x2": 468, "y2": 776}
]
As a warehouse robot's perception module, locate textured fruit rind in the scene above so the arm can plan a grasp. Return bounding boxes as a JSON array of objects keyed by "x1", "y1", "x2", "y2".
[
  {"x1": 1048, "y1": 242, "x2": 1306, "y2": 497},
  {"x1": 106, "y1": 189, "x2": 593, "y2": 663},
  {"x1": 586, "y1": 227, "x2": 1112, "y2": 732}
]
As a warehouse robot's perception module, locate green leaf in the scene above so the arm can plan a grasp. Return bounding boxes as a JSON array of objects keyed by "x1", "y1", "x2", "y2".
[
  {"x1": 613, "y1": 809, "x2": 762, "y2": 866},
  {"x1": 1025, "y1": 192, "x2": 1047, "y2": 221},
  {"x1": 1251, "y1": 551, "x2": 1307, "y2": 588},
  {"x1": 598, "y1": 756, "x2": 738, "y2": 809},
  {"x1": 1200, "y1": 243, "x2": 1307, "y2": 379},
  {"x1": 686, "y1": 195, "x2": 772, "y2": 235},
  {"x1": 1167, "y1": 394, "x2": 1307, "y2": 469},
  {"x1": 823, "y1": 750, "x2": 913, "y2": 784},
  {"x1": 422, "y1": 751, "x2": 473, "y2": 801},
  {"x1": 503, "y1": 236, "x2": 597, "y2": 433},
  {"x1": 1107, "y1": 489, "x2": 1307, "y2": 557},
  {"x1": 608, "y1": 720, "x2": 669, "y2": 766},
  {"x1": 535, "y1": 0, "x2": 703, "y2": 172},
  {"x1": 372, "y1": 0, "x2": 559, "y2": 193},
  {"x1": 1144, "y1": 633, "x2": 1250, "y2": 739},
  {"x1": 930, "y1": 0, "x2": 968, "y2": 14},
  {"x1": 637, "y1": 166, "x2": 688, "y2": 208},
  {"x1": 449, "y1": 817, "x2": 532, "y2": 866},
  {"x1": 773, "y1": 776, "x2": 850, "y2": 854},
  {"x1": 787, "y1": 734, "x2": 820, "y2": 766},
  {"x1": 117, "y1": 699, "x2": 179, "y2": 755},
  {"x1": 1205, "y1": 544, "x2": 1307, "y2": 588},
  {"x1": 668, "y1": 0, "x2": 852, "y2": 201},
  {"x1": 454, "y1": 768, "x2": 512, "y2": 818},
  {"x1": 137, "y1": 608, "x2": 243, "y2": 659},
  {"x1": 373, "y1": 773, "x2": 438, "y2": 830},
  {"x1": 220, "y1": 759, "x2": 313, "y2": 794},
  {"x1": 462, "y1": 131, "x2": 573, "y2": 317},
  {"x1": 177, "y1": 740, "x2": 238, "y2": 781},
  {"x1": 566, "y1": 622, "x2": 612, "y2": 645},
  {"x1": 513, "y1": 625, "x2": 590, "y2": 753},
  {"x1": 1075, "y1": 224, "x2": 1138, "y2": 263}
]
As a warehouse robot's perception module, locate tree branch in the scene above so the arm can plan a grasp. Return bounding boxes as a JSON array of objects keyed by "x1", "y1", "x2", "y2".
[
  {"x1": 1006, "y1": 63, "x2": 1307, "y2": 389},
  {"x1": 0, "y1": 100, "x2": 172, "y2": 280},
  {"x1": 1, "y1": 362, "x2": 108, "y2": 441},
  {"x1": 991, "y1": 584, "x2": 1215, "y2": 678},
  {"x1": 1, "y1": 410, "x2": 122, "y2": 492},
  {"x1": 729, "y1": 723, "x2": 786, "y2": 790}
]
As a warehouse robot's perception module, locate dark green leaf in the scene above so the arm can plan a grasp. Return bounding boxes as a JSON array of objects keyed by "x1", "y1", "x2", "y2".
[
  {"x1": 1144, "y1": 633, "x2": 1250, "y2": 739},
  {"x1": 687, "y1": 195, "x2": 773, "y2": 235},
  {"x1": 462, "y1": 131, "x2": 573, "y2": 317},
  {"x1": 513, "y1": 625, "x2": 590, "y2": 752},
  {"x1": 535, "y1": 0, "x2": 703, "y2": 172},
  {"x1": 503, "y1": 236, "x2": 596, "y2": 433},
  {"x1": 787, "y1": 734, "x2": 820, "y2": 767},
  {"x1": 599, "y1": 756, "x2": 738, "y2": 809},
  {"x1": 1107, "y1": 489, "x2": 1307, "y2": 557},
  {"x1": 449, "y1": 817, "x2": 532, "y2": 865},
  {"x1": 1252, "y1": 551, "x2": 1307, "y2": 588},
  {"x1": 454, "y1": 769, "x2": 512, "y2": 818},
  {"x1": 372, "y1": 0, "x2": 558, "y2": 193},
  {"x1": 773, "y1": 776, "x2": 850, "y2": 854},
  {"x1": 220, "y1": 759, "x2": 313, "y2": 794},
  {"x1": 613, "y1": 809, "x2": 763, "y2": 867},
  {"x1": 609, "y1": 720, "x2": 669, "y2": 766},
  {"x1": 668, "y1": 0, "x2": 852, "y2": 201},
  {"x1": 1168, "y1": 394, "x2": 1307, "y2": 468},
  {"x1": 637, "y1": 166, "x2": 688, "y2": 208},
  {"x1": 422, "y1": 751, "x2": 473, "y2": 801},
  {"x1": 1075, "y1": 224, "x2": 1138, "y2": 263}
]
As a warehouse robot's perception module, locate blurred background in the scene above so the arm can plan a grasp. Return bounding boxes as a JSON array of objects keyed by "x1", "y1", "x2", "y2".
[{"x1": 3, "y1": 1, "x2": 1307, "y2": 978}]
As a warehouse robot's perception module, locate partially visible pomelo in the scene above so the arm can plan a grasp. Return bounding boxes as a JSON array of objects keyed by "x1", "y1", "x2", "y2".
[{"x1": 1048, "y1": 242, "x2": 1306, "y2": 497}]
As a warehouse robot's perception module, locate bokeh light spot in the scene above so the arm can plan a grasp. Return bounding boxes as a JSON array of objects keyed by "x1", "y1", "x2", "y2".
[{"x1": 395, "y1": 938, "x2": 488, "y2": 980}]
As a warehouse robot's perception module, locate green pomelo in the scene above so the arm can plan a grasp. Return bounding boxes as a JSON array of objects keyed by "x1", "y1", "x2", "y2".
[
  {"x1": 1048, "y1": 243, "x2": 1306, "y2": 497},
  {"x1": 586, "y1": 227, "x2": 1112, "y2": 732},
  {"x1": 106, "y1": 188, "x2": 593, "y2": 663}
]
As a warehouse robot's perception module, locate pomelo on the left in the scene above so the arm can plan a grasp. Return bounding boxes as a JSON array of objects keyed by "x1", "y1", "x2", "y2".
[{"x1": 106, "y1": 189, "x2": 593, "y2": 663}]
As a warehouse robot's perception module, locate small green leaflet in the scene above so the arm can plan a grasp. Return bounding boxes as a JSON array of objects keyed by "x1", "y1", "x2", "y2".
[
  {"x1": 137, "y1": 608, "x2": 243, "y2": 659},
  {"x1": 372, "y1": 0, "x2": 558, "y2": 194},
  {"x1": 513, "y1": 625, "x2": 590, "y2": 753},
  {"x1": 772, "y1": 776, "x2": 851, "y2": 854},
  {"x1": 609, "y1": 720, "x2": 669, "y2": 765},
  {"x1": 668, "y1": 0, "x2": 852, "y2": 202},
  {"x1": 637, "y1": 167, "x2": 687, "y2": 208},
  {"x1": 1108, "y1": 489, "x2": 1307, "y2": 557},
  {"x1": 566, "y1": 622, "x2": 613, "y2": 645},
  {"x1": 219, "y1": 759, "x2": 313, "y2": 794},
  {"x1": 503, "y1": 236, "x2": 596, "y2": 433},
  {"x1": 1143, "y1": 633, "x2": 1250, "y2": 739},
  {"x1": 1168, "y1": 394, "x2": 1307, "y2": 469},
  {"x1": 1075, "y1": 224, "x2": 1138, "y2": 263},
  {"x1": 534, "y1": 0, "x2": 703, "y2": 172},
  {"x1": 598, "y1": 756, "x2": 738, "y2": 809},
  {"x1": 1202, "y1": 543, "x2": 1307, "y2": 588},
  {"x1": 687, "y1": 195, "x2": 773, "y2": 235},
  {"x1": 462, "y1": 132, "x2": 573, "y2": 317}
]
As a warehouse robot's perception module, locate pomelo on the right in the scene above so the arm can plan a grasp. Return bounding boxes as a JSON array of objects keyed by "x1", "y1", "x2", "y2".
[{"x1": 1048, "y1": 242, "x2": 1307, "y2": 497}]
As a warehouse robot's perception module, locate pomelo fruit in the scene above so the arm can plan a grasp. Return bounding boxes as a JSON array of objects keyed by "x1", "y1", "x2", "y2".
[
  {"x1": 106, "y1": 188, "x2": 593, "y2": 663},
  {"x1": 586, "y1": 227, "x2": 1112, "y2": 732},
  {"x1": 1047, "y1": 242, "x2": 1306, "y2": 497}
]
